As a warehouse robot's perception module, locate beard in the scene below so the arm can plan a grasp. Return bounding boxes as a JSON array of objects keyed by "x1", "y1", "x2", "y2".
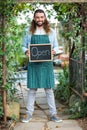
[{"x1": 35, "y1": 21, "x2": 45, "y2": 27}]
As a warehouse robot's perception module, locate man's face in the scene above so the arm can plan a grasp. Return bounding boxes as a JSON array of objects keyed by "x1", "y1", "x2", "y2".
[{"x1": 34, "y1": 12, "x2": 46, "y2": 27}]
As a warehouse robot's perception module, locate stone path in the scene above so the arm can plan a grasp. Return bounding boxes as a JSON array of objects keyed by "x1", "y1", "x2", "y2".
[{"x1": 14, "y1": 88, "x2": 82, "y2": 130}]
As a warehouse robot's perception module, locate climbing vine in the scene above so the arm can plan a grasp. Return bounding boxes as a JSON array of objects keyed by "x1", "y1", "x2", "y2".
[
  {"x1": 53, "y1": 3, "x2": 87, "y2": 118},
  {"x1": 0, "y1": 0, "x2": 26, "y2": 118},
  {"x1": 53, "y1": 3, "x2": 87, "y2": 58}
]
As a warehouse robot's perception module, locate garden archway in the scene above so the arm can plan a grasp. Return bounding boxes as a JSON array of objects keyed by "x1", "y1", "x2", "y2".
[{"x1": 0, "y1": 0, "x2": 87, "y2": 122}]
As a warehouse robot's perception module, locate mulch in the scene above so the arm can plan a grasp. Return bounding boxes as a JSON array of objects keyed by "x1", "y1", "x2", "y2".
[{"x1": 0, "y1": 119, "x2": 16, "y2": 130}]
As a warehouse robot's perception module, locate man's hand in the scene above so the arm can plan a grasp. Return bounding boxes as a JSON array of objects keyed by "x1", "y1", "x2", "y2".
[
  {"x1": 52, "y1": 50, "x2": 56, "y2": 56},
  {"x1": 25, "y1": 50, "x2": 30, "y2": 57}
]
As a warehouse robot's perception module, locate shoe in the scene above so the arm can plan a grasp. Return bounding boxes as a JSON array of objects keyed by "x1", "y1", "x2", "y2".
[
  {"x1": 21, "y1": 114, "x2": 32, "y2": 123},
  {"x1": 51, "y1": 114, "x2": 62, "y2": 122}
]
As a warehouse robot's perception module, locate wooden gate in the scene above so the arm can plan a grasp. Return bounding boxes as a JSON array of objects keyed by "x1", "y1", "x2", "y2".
[{"x1": 69, "y1": 34, "x2": 87, "y2": 101}]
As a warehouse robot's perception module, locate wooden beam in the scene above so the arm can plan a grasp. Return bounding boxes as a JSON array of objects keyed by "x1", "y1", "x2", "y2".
[
  {"x1": 15, "y1": 0, "x2": 87, "y2": 3},
  {"x1": 1, "y1": 3, "x2": 7, "y2": 122},
  {"x1": 2, "y1": 91, "x2": 7, "y2": 122}
]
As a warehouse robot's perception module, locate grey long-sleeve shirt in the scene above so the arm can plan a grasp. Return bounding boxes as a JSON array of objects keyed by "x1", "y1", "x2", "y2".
[{"x1": 22, "y1": 28, "x2": 59, "y2": 54}]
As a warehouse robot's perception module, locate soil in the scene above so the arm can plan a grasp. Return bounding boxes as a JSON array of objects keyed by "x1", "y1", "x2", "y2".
[
  {"x1": 0, "y1": 120, "x2": 9, "y2": 130},
  {"x1": 78, "y1": 117, "x2": 87, "y2": 130}
]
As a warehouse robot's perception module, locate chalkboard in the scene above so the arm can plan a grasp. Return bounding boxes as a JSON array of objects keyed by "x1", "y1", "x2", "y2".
[{"x1": 29, "y1": 44, "x2": 52, "y2": 62}]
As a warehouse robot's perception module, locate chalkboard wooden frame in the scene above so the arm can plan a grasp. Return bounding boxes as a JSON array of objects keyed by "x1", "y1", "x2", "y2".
[{"x1": 29, "y1": 44, "x2": 52, "y2": 62}]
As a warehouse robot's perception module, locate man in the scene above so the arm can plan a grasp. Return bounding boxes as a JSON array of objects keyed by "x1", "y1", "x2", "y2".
[{"x1": 22, "y1": 9, "x2": 62, "y2": 123}]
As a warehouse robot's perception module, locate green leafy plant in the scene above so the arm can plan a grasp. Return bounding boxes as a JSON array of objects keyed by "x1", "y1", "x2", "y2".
[
  {"x1": 0, "y1": 0, "x2": 27, "y2": 118},
  {"x1": 53, "y1": 3, "x2": 87, "y2": 119},
  {"x1": 67, "y1": 98, "x2": 87, "y2": 119},
  {"x1": 54, "y1": 66, "x2": 70, "y2": 104},
  {"x1": 53, "y1": 3, "x2": 87, "y2": 59}
]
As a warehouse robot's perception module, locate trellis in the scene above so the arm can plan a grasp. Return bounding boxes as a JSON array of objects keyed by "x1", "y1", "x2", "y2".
[{"x1": 1, "y1": 0, "x2": 87, "y2": 122}]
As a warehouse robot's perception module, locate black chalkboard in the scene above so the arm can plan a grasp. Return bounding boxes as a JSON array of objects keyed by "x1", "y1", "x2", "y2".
[{"x1": 29, "y1": 44, "x2": 52, "y2": 62}]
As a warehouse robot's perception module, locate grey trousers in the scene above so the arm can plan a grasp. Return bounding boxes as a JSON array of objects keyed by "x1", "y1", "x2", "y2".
[{"x1": 26, "y1": 88, "x2": 57, "y2": 117}]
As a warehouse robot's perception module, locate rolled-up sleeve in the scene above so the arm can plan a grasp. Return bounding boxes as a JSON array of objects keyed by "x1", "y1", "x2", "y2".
[
  {"x1": 49, "y1": 29, "x2": 59, "y2": 54},
  {"x1": 22, "y1": 31, "x2": 31, "y2": 54}
]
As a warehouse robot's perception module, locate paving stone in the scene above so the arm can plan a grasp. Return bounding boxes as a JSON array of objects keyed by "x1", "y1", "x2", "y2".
[
  {"x1": 47, "y1": 120, "x2": 82, "y2": 130},
  {"x1": 14, "y1": 122, "x2": 45, "y2": 130},
  {"x1": 14, "y1": 87, "x2": 82, "y2": 130},
  {"x1": 14, "y1": 120, "x2": 82, "y2": 130}
]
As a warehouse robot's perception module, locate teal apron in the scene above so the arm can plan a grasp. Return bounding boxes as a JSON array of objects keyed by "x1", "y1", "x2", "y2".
[{"x1": 27, "y1": 35, "x2": 54, "y2": 89}]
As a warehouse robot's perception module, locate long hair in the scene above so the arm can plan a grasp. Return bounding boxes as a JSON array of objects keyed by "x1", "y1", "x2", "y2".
[{"x1": 30, "y1": 9, "x2": 51, "y2": 34}]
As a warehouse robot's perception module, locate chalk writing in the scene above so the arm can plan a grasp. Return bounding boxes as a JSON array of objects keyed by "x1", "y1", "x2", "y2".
[
  {"x1": 29, "y1": 44, "x2": 52, "y2": 62},
  {"x1": 31, "y1": 47, "x2": 50, "y2": 59}
]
